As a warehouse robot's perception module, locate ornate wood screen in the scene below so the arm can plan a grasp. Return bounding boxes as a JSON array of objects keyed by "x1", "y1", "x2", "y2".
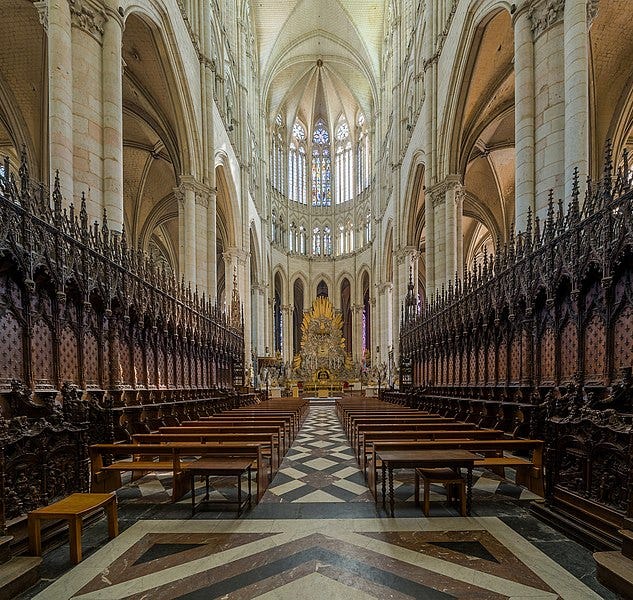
[
  {"x1": 400, "y1": 146, "x2": 633, "y2": 548},
  {"x1": 0, "y1": 152, "x2": 244, "y2": 534}
]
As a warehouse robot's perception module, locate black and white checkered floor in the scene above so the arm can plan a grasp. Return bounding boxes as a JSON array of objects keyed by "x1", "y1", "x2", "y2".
[{"x1": 114, "y1": 407, "x2": 540, "y2": 510}]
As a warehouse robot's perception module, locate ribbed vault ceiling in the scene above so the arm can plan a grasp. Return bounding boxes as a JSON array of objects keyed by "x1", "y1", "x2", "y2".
[{"x1": 252, "y1": 0, "x2": 385, "y2": 126}]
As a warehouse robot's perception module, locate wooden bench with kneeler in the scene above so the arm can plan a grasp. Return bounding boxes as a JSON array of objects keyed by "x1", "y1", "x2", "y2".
[
  {"x1": 133, "y1": 432, "x2": 280, "y2": 476},
  {"x1": 358, "y1": 428, "x2": 504, "y2": 469},
  {"x1": 89, "y1": 443, "x2": 267, "y2": 502},
  {"x1": 367, "y1": 438, "x2": 544, "y2": 499},
  {"x1": 28, "y1": 493, "x2": 118, "y2": 564},
  {"x1": 179, "y1": 421, "x2": 291, "y2": 452}
]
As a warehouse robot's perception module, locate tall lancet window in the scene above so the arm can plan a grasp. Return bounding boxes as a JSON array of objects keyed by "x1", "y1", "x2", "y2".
[
  {"x1": 271, "y1": 113, "x2": 284, "y2": 191},
  {"x1": 335, "y1": 121, "x2": 352, "y2": 203},
  {"x1": 357, "y1": 112, "x2": 370, "y2": 191},
  {"x1": 288, "y1": 121, "x2": 306, "y2": 203},
  {"x1": 312, "y1": 120, "x2": 331, "y2": 207}
]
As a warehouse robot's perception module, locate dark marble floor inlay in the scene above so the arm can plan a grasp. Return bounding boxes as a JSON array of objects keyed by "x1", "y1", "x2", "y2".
[
  {"x1": 428, "y1": 541, "x2": 500, "y2": 564},
  {"x1": 21, "y1": 404, "x2": 619, "y2": 600},
  {"x1": 133, "y1": 542, "x2": 209, "y2": 565}
]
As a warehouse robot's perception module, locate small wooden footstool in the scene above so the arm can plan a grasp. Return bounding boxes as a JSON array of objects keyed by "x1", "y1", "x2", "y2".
[
  {"x1": 28, "y1": 493, "x2": 118, "y2": 564},
  {"x1": 415, "y1": 467, "x2": 466, "y2": 517}
]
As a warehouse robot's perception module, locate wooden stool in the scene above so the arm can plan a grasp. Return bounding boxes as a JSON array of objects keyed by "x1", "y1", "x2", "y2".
[
  {"x1": 28, "y1": 493, "x2": 118, "y2": 564},
  {"x1": 415, "y1": 468, "x2": 466, "y2": 517}
]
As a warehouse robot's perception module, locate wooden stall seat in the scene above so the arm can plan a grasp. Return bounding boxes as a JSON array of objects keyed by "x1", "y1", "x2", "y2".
[{"x1": 28, "y1": 493, "x2": 118, "y2": 564}]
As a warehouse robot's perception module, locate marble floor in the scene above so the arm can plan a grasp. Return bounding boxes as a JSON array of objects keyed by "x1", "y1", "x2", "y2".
[{"x1": 23, "y1": 406, "x2": 617, "y2": 599}]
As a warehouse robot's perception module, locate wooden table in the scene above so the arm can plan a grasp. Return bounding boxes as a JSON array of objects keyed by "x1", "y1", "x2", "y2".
[
  {"x1": 183, "y1": 458, "x2": 253, "y2": 517},
  {"x1": 28, "y1": 493, "x2": 118, "y2": 564},
  {"x1": 377, "y1": 450, "x2": 477, "y2": 517}
]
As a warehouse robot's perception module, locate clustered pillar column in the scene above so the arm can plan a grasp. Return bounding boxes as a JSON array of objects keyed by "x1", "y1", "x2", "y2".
[
  {"x1": 530, "y1": 0, "x2": 566, "y2": 215},
  {"x1": 102, "y1": 5, "x2": 124, "y2": 232},
  {"x1": 207, "y1": 188, "x2": 218, "y2": 301},
  {"x1": 175, "y1": 180, "x2": 197, "y2": 286},
  {"x1": 195, "y1": 191, "x2": 209, "y2": 292},
  {"x1": 444, "y1": 177, "x2": 462, "y2": 283},
  {"x1": 514, "y1": 0, "x2": 536, "y2": 231},
  {"x1": 425, "y1": 183, "x2": 435, "y2": 297},
  {"x1": 563, "y1": 0, "x2": 589, "y2": 200},
  {"x1": 432, "y1": 188, "x2": 446, "y2": 293},
  {"x1": 70, "y1": 0, "x2": 107, "y2": 224},
  {"x1": 47, "y1": 0, "x2": 75, "y2": 202}
]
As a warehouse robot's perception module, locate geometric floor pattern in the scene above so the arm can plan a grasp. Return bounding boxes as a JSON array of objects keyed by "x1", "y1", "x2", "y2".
[
  {"x1": 260, "y1": 407, "x2": 541, "y2": 506},
  {"x1": 34, "y1": 518, "x2": 603, "y2": 599},
  {"x1": 28, "y1": 405, "x2": 614, "y2": 599}
]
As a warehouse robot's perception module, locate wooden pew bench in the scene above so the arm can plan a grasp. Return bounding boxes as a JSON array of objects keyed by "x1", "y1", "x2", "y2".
[
  {"x1": 89, "y1": 443, "x2": 268, "y2": 502},
  {"x1": 350, "y1": 417, "x2": 454, "y2": 450},
  {"x1": 358, "y1": 428, "x2": 505, "y2": 470},
  {"x1": 366, "y1": 438, "x2": 544, "y2": 500},
  {"x1": 133, "y1": 432, "x2": 280, "y2": 475},
  {"x1": 186, "y1": 420, "x2": 291, "y2": 450}
]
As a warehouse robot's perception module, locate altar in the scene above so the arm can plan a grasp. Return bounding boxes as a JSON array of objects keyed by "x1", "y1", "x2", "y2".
[{"x1": 292, "y1": 297, "x2": 354, "y2": 391}]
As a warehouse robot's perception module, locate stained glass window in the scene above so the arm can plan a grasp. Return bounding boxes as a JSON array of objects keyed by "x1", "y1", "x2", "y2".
[
  {"x1": 312, "y1": 227, "x2": 321, "y2": 255},
  {"x1": 324, "y1": 226, "x2": 332, "y2": 256},
  {"x1": 293, "y1": 122, "x2": 306, "y2": 140},
  {"x1": 312, "y1": 121, "x2": 331, "y2": 206},
  {"x1": 299, "y1": 225, "x2": 306, "y2": 254},
  {"x1": 336, "y1": 122, "x2": 349, "y2": 141}
]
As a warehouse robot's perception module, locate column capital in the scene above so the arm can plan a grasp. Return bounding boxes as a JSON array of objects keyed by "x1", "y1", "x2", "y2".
[
  {"x1": 586, "y1": 0, "x2": 599, "y2": 26},
  {"x1": 223, "y1": 247, "x2": 249, "y2": 266},
  {"x1": 177, "y1": 176, "x2": 211, "y2": 207},
  {"x1": 376, "y1": 282, "x2": 393, "y2": 294},
  {"x1": 34, "y1": 1, "x2": 48, "y2": 31},
  {"x1": 173, "y1": 186, "x2": 185, "y2": 208},
  {"x1": 68, "y1": 0, "x2": 107, "y2": 41},
  {"x1": 528, "y1": 0, "x2": 565, "y2": 39}
]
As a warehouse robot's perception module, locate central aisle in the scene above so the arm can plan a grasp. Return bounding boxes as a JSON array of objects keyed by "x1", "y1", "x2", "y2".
[
  {"x1": 28, "y1": 405, "x2": 611, "y2": 599},
  {"x1": 257, "y1": 406, "x2": 375, "y2": 506}
]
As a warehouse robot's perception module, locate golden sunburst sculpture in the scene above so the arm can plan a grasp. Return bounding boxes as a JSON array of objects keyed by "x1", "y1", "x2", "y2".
[{"x1": 293, "y1": 297, "x2": 353, "y2": 384}]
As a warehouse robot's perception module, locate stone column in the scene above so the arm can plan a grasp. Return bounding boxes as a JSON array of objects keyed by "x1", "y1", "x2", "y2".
[
  {"x1": 444, "y1": 177, "x2": 462, "y2": 283},
  {"x1": 564, "y1": 0, "x2": 589, "y2": 199},
  {"x1": 207, "y1": 188, "x2": 218, "y2": 300},
  {"x1": 251, "y1": 284, "x2": 266, "y2": 356},
  {"x1": 102, "y1": 5, "x2": 124, "y2": 232},
  {"x1": 176, "y1": 180, "x2": 197, "y2": 286},
  {"x1": 514, "y1": 1, "x2": 536, "y2": 231},
  {"x1": 424, "y1": 182, "x2": 435, "y2": 298},
  {"x1": 70, "y1": 0, "x2": 106, "y2": 224},
  {"x1": 281, "y1": 305, "x2": 293, "y2": 363},
  {"x1": 352, "y1": 304, "x2": 363, "y2": 364},
  {"x1": 530, "y1": 0, "x2": 566, "y2": 216},
  {"x1": 431, "y1": 187, "x2": 446, "y2": 293},
  {"x1": 47, "y1": 0, "x2": 74, "y2": 202},
  {"x1": 195, "y1": 190, "x2": 209, "y2": 292}
]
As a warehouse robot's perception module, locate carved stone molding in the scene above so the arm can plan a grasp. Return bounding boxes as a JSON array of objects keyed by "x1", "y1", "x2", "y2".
[
  {"x1": 34, "y1": 1, "x2": 48, "y2": 31},
  {"x1": 223, "y1": 247, "x2": 249, "y2": 267},
  {"x1": 195, "y1": 191, "x2": 209, "y2": 209},
  {"x1": 528, "y1": 0, "x2": 565, "y2": 39},
  {"x1": 172, "y1": 186, "x2": 185, "y2": 208},
  {"x1": 586, "y1": 0, "x2": 599, "y2": 26},
  {"x1": 68, "y1": 0, "x2": 106, "y2": 41}
]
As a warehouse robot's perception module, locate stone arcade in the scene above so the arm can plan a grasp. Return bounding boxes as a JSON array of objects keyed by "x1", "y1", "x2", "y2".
[{"x1": 0, "y1": 0, "x2": 631, "y2": 598}]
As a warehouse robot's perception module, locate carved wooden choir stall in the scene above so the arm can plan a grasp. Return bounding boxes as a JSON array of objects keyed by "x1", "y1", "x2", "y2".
[
  {"x1": 399, "y1": 146, "x2": 633, "y2": 552},
  {"x1": 0, "y1": 152, "x2": 245, "y2": 543}
]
